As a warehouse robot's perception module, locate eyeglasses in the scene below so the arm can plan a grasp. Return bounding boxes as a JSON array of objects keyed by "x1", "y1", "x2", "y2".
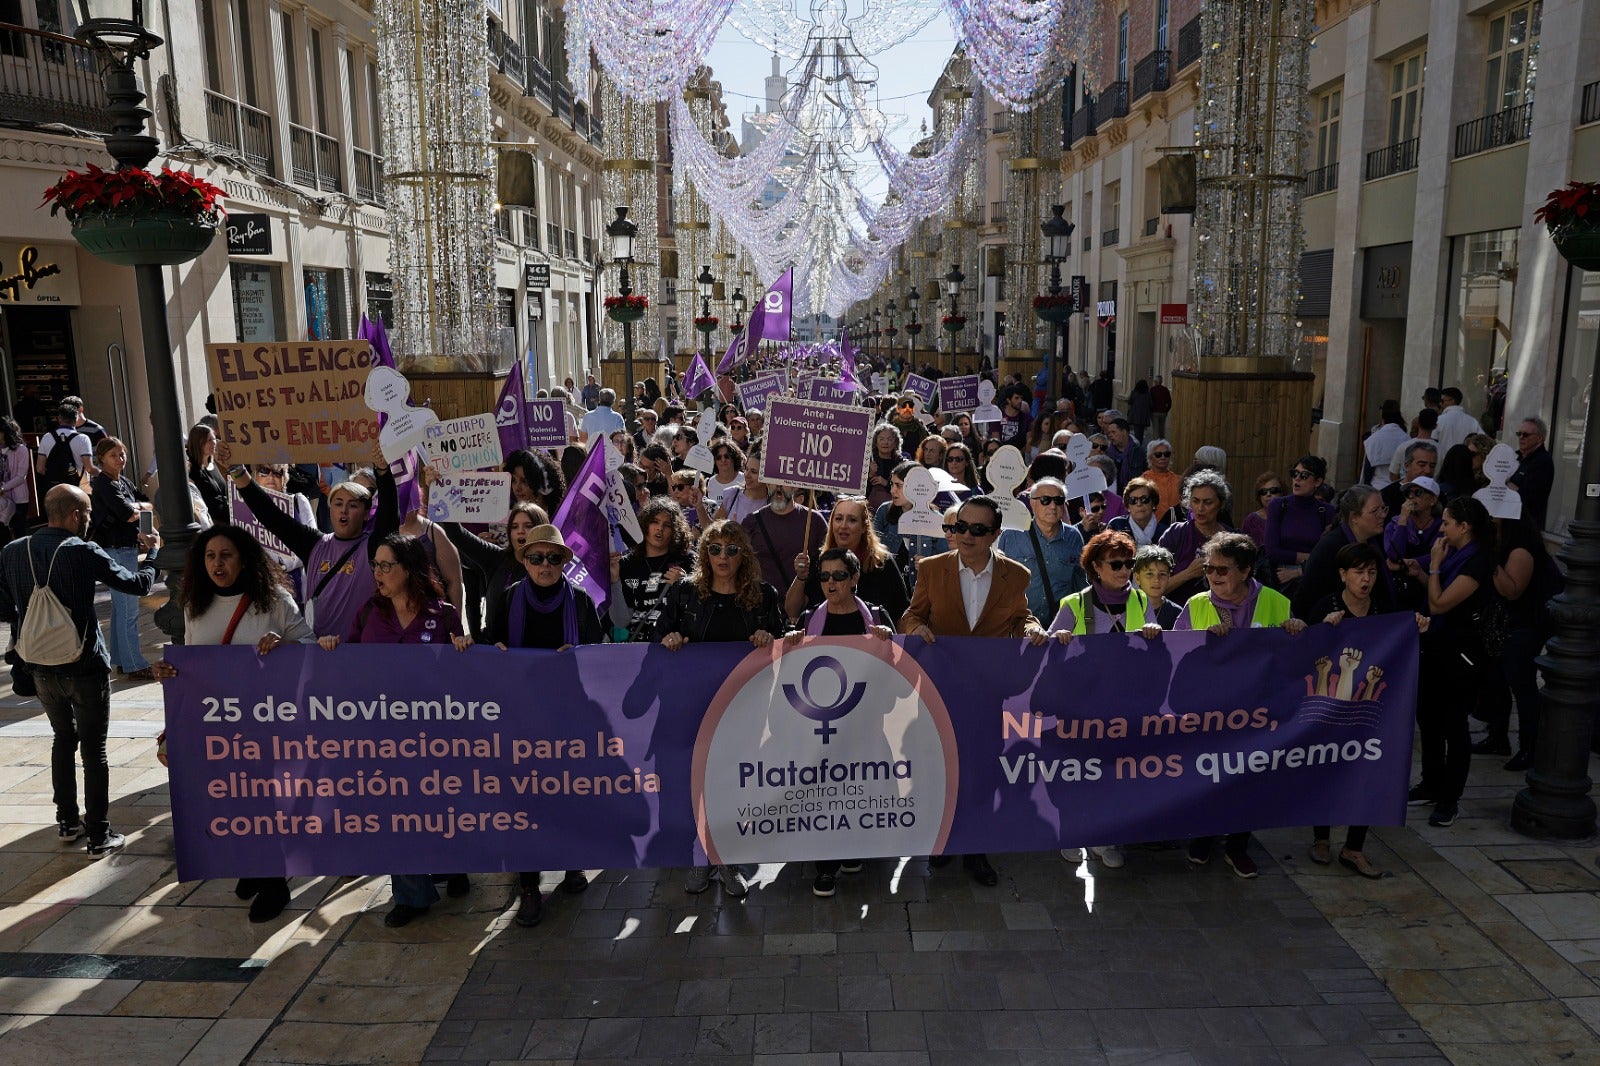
[
  {"x1": 819, "y1": 570, "x2": 853, "y2": 583},
  {"x1": 1515, "y1": 431, "x2": 1538, "y2": 438},
  {"x1": 942, "y1": 520, "x2": 995, "y2": 537},
  {"x1": 1032, "y1": 494, "x2": 1066, "y2": 507},
  {"x1": 372, "y1": 560, "x2": 404, "y2": 574},
  {"x1": 948, "y1": 456, "x2": 967, "y2": 464},
  {"x1": 523, "y1": 552, "x2": 565, "y2": 567},
  {"x1": 1200, "y1": 563, "x2": 1237, "y2": 575},
  {"x1": 1125, "y1": 495, "x2": 1155, "y2": 506},
  {"x1": 1257, "y1": 487, "x2": 1285, "y2": 498},
  {"x1": 898, "y1": 401, "x2": 915, "y2": 410},
  {"x1": 1091, "y1": 443, "x2": 1106, "y2": 451},
  {"x1": 254, "y1": 467, "x2": 286, "y2": 478},
  {"x1": 1150, "y1": 451, "x2": 1171, "y2": 459},
  {"x1": 1088, "y1": 503, "x2": 1105, "y2": 513},
  {"x1": 706, "y1": 543, "x2": 743, "y2": 557},
  {"x1": 1291, "y1": 469, "x2": 1316, "y2": 480},
  {"x1": 1404, "y1": 487, "x2": 1434, "y2": 498},
  {"x1": 1099, "y1": 558, "x2": 1133, "y2": 572}
]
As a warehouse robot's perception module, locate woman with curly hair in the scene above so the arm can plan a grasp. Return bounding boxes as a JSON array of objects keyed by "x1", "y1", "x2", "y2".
[
  {"x1": 151, "y1": 525, "x2": 315, "y2": 922},
  {"x1": 943, "y1": 441, "x2": 979, "y2": 491},
  {"x1": 504, "y1": 448, "x2": 566, "y2": 515},
  {"x1": 784, "y1": 495, "x2": 909, "y2": 621},
  {"x1": 657, "y1": 519, "x2": 783, "y2": 898},
  {"x1": 1157, "y1": 469, "x2": 1234, "y2": 602},
  {"x1": 609, "y1": 498, "x2": 695, "y2": 641}
]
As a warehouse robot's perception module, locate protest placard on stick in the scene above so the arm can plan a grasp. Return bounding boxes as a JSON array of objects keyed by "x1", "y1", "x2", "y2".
[{"x1": 207, "y1": 340, "x2": 381, "y2": 464}]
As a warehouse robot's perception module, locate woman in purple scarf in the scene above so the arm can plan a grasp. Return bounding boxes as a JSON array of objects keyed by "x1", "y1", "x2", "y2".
[{"x1": 493, "y1": 526, "x2": 606, "y2": 926}]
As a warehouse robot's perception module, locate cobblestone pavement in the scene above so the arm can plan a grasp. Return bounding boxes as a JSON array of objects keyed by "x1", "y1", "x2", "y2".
[{"x1": 0, "y1": 592, "x2": 1597, "y2": 1064}]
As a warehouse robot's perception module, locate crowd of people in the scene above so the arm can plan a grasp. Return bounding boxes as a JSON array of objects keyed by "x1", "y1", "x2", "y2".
[{"x1": 0, "y1": 363, "x2": 1564, "y2": 926}]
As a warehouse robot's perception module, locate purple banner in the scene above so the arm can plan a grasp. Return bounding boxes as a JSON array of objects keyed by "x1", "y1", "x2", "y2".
[
  {"x1": 761, "y1": 397, "x2": 873, "y2": 495},
  {"x1": 759, "y1": 267, "x2": 793, "y2": 342},
  {"x1": 797, "y1": 375, "x2": 858, "y2": 406},
  {"x1": 521, "y1": 399, "x2": 568, "y2": 450},
  {"x1": 938, "y1": 374, "x2": 980, "y2": 414},
  {"x1": 162, "y1": 616, "x2": 1418, "y2": 879},
  {"x1": 903, "y1": 373, "x2": 937, "y2": 407},
  {"x1": 550, "y1": 440, "x2": 610, "y2": 611},
  {"x1": 495, "y1": 357, "x2": 531, "y2": 457},
  {"x1": 736, "y1": 372, "x2": 786, "y2": 412},
  {"x1": 683, "y1": 353, "x2": 717, "y2": 399}
]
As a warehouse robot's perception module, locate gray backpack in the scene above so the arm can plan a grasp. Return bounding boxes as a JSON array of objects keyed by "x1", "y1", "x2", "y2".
[{"x1": 17, "y1": 541, "x2": 85, "y2": 666}]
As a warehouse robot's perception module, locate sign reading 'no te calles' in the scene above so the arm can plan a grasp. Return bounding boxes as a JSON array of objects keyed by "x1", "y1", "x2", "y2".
[{"x1": 760, "y1": 397, "x2": 873, "y2": 494}]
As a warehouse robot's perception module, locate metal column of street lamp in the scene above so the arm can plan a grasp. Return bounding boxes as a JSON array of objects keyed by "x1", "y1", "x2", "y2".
[
  {"x1": 730, "y1": 285, "x2": 747, "y2": 333},
  {"x1": 873, "y1": 307, "x2": 882, "y2": 358},
  {"x1": 606, "y1": 205, "x2": 639, "y2": 421},
  {"x1": 886, "y1": 299, "x2": 898, "y2": 356},
  {"x1": 1042, "y1": 203, "x2": 1076, "y2": 403},
  {"x1": 945, "y1": 264, "x2": 964, "y2": 373},
  {"x1": 907, "y1": 286, "x2": 922, "y2": 362},
  {"x1": 72, "y1": 0, "x2": 201, "y2": 639},
  {"x1": 696, "y1": 264, "x2": 717, "y2": 376}
]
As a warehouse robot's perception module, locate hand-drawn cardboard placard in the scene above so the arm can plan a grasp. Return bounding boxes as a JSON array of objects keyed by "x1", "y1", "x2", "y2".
[{"x1": 207, "y1": 340, "x2": 381, "y2": 463}]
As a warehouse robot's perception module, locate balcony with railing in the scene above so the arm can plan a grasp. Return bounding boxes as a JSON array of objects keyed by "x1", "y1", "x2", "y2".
[
  {"x1": 204, "y1": 89, "x2": 274, "y2": 173},
  {"x1": 546, "y1": 221, "x2": 560, "y2": 251},
  {"x1": 1101, "y1": 226, "x2": 1120, "y2": 248},
  {"x1": 564, "y1": 229, "x2": 577, "y2": 258},
  {"x1": 1069, "y1": 99, "x2": 1096, "y2": 144},
  {"x1": 553, "y1": 79, "x2": 573, "y2": 124},
  {"x1": 1097, "y1": 81, "x2": 1129, "y2": 126},
  {"x1": 988, "y1": 201, "x2": 1007, "y2": 225},
  {"x1": 1176, "y1": 15, "x2": 1202, "y2": 70},
  {"x1": 1453, "y1": 102, "x2": 1533, "y2": 158},
  {"x1": 0, "y1": 24, "x2": 112, "y2": 134},
  {"x1": 353, "y1": 147, "x2": 385, "y2": 205},
  {"x1": 588, "y1": 111, "x2": 604, "y2": 148},
  {"x1": 1364, "y1": 137, "x2": 1419, "y2": 181},
  {"x1": 524, "y1": 54, "x2": 552, "y2": 106},
  {"x1": 1305, "y1": 161, "x2": 1338, "y2": 196},
  {"x1": 1131, "y1": 50, "x2": 1170, "y2": 102},
  {"x1": 289, "y1": 122, "x2": 342, "y2": 191},
  {"x1": 582, "y1": 235, "x2": 593, "y2": 261},
  {"x1": 1583, "y1": 81, "x2": 1600, "y2": 125}
]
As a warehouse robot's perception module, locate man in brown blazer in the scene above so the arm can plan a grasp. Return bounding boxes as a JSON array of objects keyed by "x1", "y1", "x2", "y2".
[{"x1": 899, "y1": 495, "x2": 1048, "y2": 885}]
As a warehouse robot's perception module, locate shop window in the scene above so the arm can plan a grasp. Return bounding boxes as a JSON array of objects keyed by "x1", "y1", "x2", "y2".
[
  {"x1": 1442, "y1": 228, "x2": 1518, "y2": 413},
  {"x1": 1551, "y1": 267, "x2": 1598, "y2": 536},
  {"x1": 232, "y1": 263, "x2": 280, "y2": 343}
]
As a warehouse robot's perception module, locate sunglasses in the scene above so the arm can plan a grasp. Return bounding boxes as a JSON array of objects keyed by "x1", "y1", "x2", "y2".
[
  {"x1": 1291, "y1": 470, "x2": 1316, "y2": 480},
  {"x1": 1258, "y1": 487, "x2": 1285, "y2": 498},
  {"x1": 898, "y1": 401, "x2": 915, "y2": 410},
  {"x1": 523, "y1": 552, "x2": 566, "y2": 567},
  {"x1": 1099, "y1": 558, "x2": 1133, "y2": 572},
  {"x1": 1125, "y1": 495, "x2": 1155, "y2": 506},
  {"x1": 1515, "y1": 431, "x2": 1537, "y2": 438},
  {"x1": 1200, "y1": 563, "x2": 1237, "y2": 575},
  {"x1": 942, "y1": 520, "x2": 995, "y2": 537},
  {"x1": 1405, "y1": 487, "x2": 1434, "y2": 498},
  {"x1": 819, "y1": 570, "x2": 853, "y2": 583},
  {"x1": 372, "y1": 560, "x2": 404, "y2": 574},
  {"x1": 706, "y1": 543, "x2": 743, "y2": 557},
  {"x1": 1091, "y1": 443, "x2": 1106, "y2": 451},
  {"x1": 1088, "y1": 503, "x2": 1105, "y2": 513},
  {"x1": 254, "y1": 467, "x2": 287, "y2": 478},
  {"x1": 1032, "y1": 494, "x2": 1066, "y2": 507},
  {"x1": 1150, "y1": 450, "x2": 1171, "y2": 459},
  {"x1": 949, "y1": 456, "x2": 968, "y2": 464}
]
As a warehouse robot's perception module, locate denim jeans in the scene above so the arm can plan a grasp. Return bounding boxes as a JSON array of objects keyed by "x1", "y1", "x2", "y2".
[
  {"x1": 1501, "y1": 625, "x2": 1546, "y2": 754},
  {"x1": 107, "y1": 546, "x2": 150, "y2": 671},
  {"x1": 36, "y1": 670, "x2": 112, "y2": 838}
]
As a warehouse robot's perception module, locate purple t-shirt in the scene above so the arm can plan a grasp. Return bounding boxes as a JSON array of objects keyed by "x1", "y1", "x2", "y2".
[
  {"x1": 345, "y1": 597, "x2": 463, "y2": 645},
  {"x1": 741, "y1": 504, "x2": 826, "y2": 590},
  {"x1": 305, "y1": 534, "x2": 374, "y2": 638}
]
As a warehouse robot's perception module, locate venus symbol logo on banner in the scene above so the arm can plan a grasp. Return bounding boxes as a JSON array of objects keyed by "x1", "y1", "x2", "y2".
[
  {"x1": 782, "y1": 656, "x2": 868, "y2": 743},
  {"x1": 764, "y1": 289, "x2": 784, "y2": 314}
]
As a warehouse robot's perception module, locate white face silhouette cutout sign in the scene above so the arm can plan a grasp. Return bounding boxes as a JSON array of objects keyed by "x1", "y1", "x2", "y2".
[
  {"x1": 984, "y1": 445, "x2": 1033, "y2": 530},
  {"x1": 1473, "y1": 442, "x2": 1523, "y2": 519},
  {"x1": 365, "y1": 365, "x2": 439, "y2": 463},
  {"x1": 896, "y1": 465, "x2": 947, "y2": 538}
]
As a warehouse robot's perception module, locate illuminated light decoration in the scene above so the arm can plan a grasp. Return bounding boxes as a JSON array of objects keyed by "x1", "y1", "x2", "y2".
[
  {"x1": 599, "y1": 75, "x2": 661, "y2": 360},
  {"x1": 566, "y1": 0, "x2": 735, "y2": 105},
  {"x1": 1190, "y1": 0, "x2": 1313, "y2": 363},
  {"x1": 375, "y1": 0, "x2": 496, "y2": 371},
  {"x1": 1004, "y1": 83, "x2": 1065, "y2": 361},
  {"x1": 727, "y1": 0, "x2": 941, "y2": 59},
  {"x1": 942, "y1": 0, "x2": 1096, "y2": 110}
]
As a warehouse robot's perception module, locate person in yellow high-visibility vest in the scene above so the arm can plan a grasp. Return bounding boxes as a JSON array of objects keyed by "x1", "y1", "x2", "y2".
[{"x1": 1175, "y1": 531, "x2": 1307, "y2": 880}]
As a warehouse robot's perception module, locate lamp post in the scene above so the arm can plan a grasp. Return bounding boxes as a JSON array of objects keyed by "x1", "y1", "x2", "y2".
[
  {"x1": 730, "y1": 284, "x2": 747, "y2": 335},
  {"x1": 1041, "y1": 203, "x2": 1076, "y2": 403},
  {"x1": 873, "y1": 307, "x2": 882, "y2": 359},
  {"x1": 944, "y1": 263, "x2": 964, "y2": 373},
  {"x1": 696, "y1": 264, "x2": 717, "y2": 378},
  {"x1": 886, "y1": 298, "x2": 898, "y2": 360},
  {"x1": 526, "y1": 290, "x2": 542, "y2": 394},
  {"x1": 605, "y1": 205, "x2": 639, "y2": 422},
  {"x1": 72, "y1": 0, "x2": 201, "y2": 639},
  {"x1": 907, "y1": 285, "x2": 922, "y2": 363}
]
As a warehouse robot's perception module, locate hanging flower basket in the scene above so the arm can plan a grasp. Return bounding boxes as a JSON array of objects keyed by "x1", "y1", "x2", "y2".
[
  {"x1": 1537, "y1": 182, "x2": 1600, "y2": 271},
  {"x1": 729, "y1": 322, "x2": 744, "y2": 335},
  {"x1": 1033, "y1": 293, "x2": 1076, "y2": 325},
  {"x1": 904, "y1": 321, "x2": 923, "y2": 336},
  {"x1": 884, "y1": 326, "x2": 898, "y2": 338},
  {"x1": 41, "y1": 165, "x2": 224, "y2": 267},
  {"x1": 941, "y1": 315, "x2": 967, "y2": 334},
  {"x1": 605, "y1": 293, "x2": 648, "y2": 323},
  {"x1": 693, "y1": 315, "x2": 720, "y2": 334}
]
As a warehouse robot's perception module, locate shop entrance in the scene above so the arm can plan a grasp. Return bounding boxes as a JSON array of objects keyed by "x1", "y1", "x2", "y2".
[{"x1": 1, "y1": 306, "x2": 80, "y2": 434}]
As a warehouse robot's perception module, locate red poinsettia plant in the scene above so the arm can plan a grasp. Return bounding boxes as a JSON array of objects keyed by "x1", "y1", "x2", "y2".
[
  {"x1": 904, "y1": 321, "x2": 923, "y2": 335},
  {"x1": 1033, "y1": 292, "x2": 1077, "y2": 310},
  {"x1": 941, "y1": 314, "x2": 967, "y2": 328},
  {"x1": 41, "y1": 164, "x2": 226, "y2": 223},
  {"x1": 693, "y1": 315, "x2": 720, "y2": 329},
  {"x1": 603, "y1": 293, "x2": 649, "y2": 311},
  {"x1": 1534, "y1": 182, "x2": 1600, "y2": 233}
]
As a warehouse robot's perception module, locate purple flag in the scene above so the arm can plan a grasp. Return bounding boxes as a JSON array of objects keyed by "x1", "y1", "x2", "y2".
[
  {"x1": 495, "y1": 356, "x2": 532, "y2": 458},
  {"x1": 683, "y1": 352, "x2": 716, "y2": 398},
  {"x1": 718, "y1": 298, "x2": 763, "y2": 373},
  {"x1": 550, "y1": 439, "x2": 610, "y2": 612},
  {"x1": 837, "y1": 335, "x2": 862, "y2": 393},
  {"x1": 759, "y1": 268, "x2": 793, "y2": 341}
]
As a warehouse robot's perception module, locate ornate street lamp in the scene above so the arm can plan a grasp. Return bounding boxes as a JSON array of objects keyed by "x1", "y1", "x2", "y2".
[
  {"x1": 943, "y1": 264, "x2": 966, "y2": 372},
  {"x1": 695, "y1": 264, "x2": 718, "y2": 373},
  {"x1": 906, "y1": 285, "x2": 923, "y2": 349},
  {"x1": 1039, "y1": 203, "x2": 1077, "y2": 401},
  {"x1": 730, "y1": 284, "x2": 747, "y2": 334},
  {"x1": 605, "y1": 206, "x2": 640, "y2": 421},
  {"x1": 71, "y1": 0, "x2": 206, "y2": 639}
]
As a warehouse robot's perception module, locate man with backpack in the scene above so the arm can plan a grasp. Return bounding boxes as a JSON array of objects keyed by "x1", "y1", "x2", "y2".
[
  {"x1": 0, "y1": 484, "x2": 159, "y2": 856},
  {"x1": 35, "y1": 402, "x2": 94, "y2": 496}
]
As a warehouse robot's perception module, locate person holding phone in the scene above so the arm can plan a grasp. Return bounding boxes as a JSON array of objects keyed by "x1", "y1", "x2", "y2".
[{"x1": 88, "y1": 437, "x2": 156, "y2": 680}]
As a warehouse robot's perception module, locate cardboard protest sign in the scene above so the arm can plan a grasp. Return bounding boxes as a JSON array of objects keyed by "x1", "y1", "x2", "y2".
[
  {"x1": 971, "y1": 379, "x2": 1003, "y2": 426},
  {"x1": 207, "y1": 340, "x2": 382, "y2": 463},
  {"x1": 760, "y1": 397, "x2": 873, "y2": 495},
  {"x1": 903, "y1": 373, "x2": 937, "y2": 408},
  {"x1": 228, "y1": 482, "x2": 301, "y2": 569},
  {"x1": 425, "y1": 472, "x2": 511, "y2": 524},
  {"x1": 366, "y1": 365, "x2": 438, "y2": 463},
  {"x1": 796, "y1": 374, "x2": 857, "y2": 406},
  {"x1": 522, "y1": 399, "x2": 569, "y2": 450},
  {"x1": 737, "y1": 372, "x2": 786, "y2": 412},
  {"x1": 984, "y1": 445, "x2": 1032, "y2": 530},
  {"x1": 1475, "y1": 443, "x2": 1523, "y2": 520},
  {"x1": 897, "y1": 466, "x2": 946, "y2": 537},
  {"x1": 684, "y1": 408, "x2": 720, "y2": 473},
  {"x1": 423, "y1": 412, "x2": 504, "y2": 475},
  {"x1": 938, "y1": 374, "x2": 981, "y2": 414}
]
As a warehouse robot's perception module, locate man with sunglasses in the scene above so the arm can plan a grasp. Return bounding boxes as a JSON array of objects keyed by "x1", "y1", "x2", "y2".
[
  {"x1": 888, "y1": 394, "x2": 928, "y2": 457},
  {"x1": 900, "y1": 496, "x2": 1048, "y2": 887},
  {"x1": 1507, "y1": 417, "x2": 1553, "y2": 529},
  {"x1": 997, "y1": 477, "x2": 1088, "y2": 621}
]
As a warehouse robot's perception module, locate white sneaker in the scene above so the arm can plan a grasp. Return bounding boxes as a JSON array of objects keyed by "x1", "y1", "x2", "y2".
[
  {"x1": 718, "y1": 865, "x2": 748, "y2": 898},
  {"x1": 1092, "y1": 845, "x2": 1125, "y2": 869}
]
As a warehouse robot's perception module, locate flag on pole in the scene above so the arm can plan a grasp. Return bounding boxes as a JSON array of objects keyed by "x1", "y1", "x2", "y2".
[
  {"x1": 683, "y1": 352, "x2": 716, "y2": 398},
  {"x1": 836, "y1": 331, "x2": 861, "y2": 392},
  {"x1": 550, "y1": 439, "x2": 611, "y2": 612},
  {"x1": 496, "y1": 356, "x2": 532, "y2": 457},
  {"x1": 759, "y1": 268, "x2": 793, "y2": 341},
  {"x1": 718, "y1": 296, "x2": 763, "y2": 373}
]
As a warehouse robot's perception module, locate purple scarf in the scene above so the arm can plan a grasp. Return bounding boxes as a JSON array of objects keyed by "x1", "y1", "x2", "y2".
[
  {"x1": 805, "y1": 595, "x2": 874, "y2": 635},
  {"x1": 1438, "y1": 541, "x2": 1480, "y2": 590},
  {"x1": 509, "y1": 575, "x2": 579, "y2": 648}
]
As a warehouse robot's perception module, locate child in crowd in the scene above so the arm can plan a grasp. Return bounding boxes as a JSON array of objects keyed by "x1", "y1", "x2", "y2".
[{"x1": 1132, "y1": 544, "x2": 1183, "y2": 629}]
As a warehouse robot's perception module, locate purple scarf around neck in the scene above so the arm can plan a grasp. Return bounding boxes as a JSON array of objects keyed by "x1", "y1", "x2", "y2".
[
  {"x1": 509, "y1": 575, "x2": 579, "y2": 648},
  {"x1": 805, "y1": 595, "x2": 874, "y2": 635},
  {"x1": 1438, "y1": 540, "x2": 1480, "y2": 589}
]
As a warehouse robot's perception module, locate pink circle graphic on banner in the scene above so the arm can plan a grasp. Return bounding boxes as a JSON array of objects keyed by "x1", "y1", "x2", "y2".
[{"x1": 690, "y1": 639, "x2": 958, "y2": 866}]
